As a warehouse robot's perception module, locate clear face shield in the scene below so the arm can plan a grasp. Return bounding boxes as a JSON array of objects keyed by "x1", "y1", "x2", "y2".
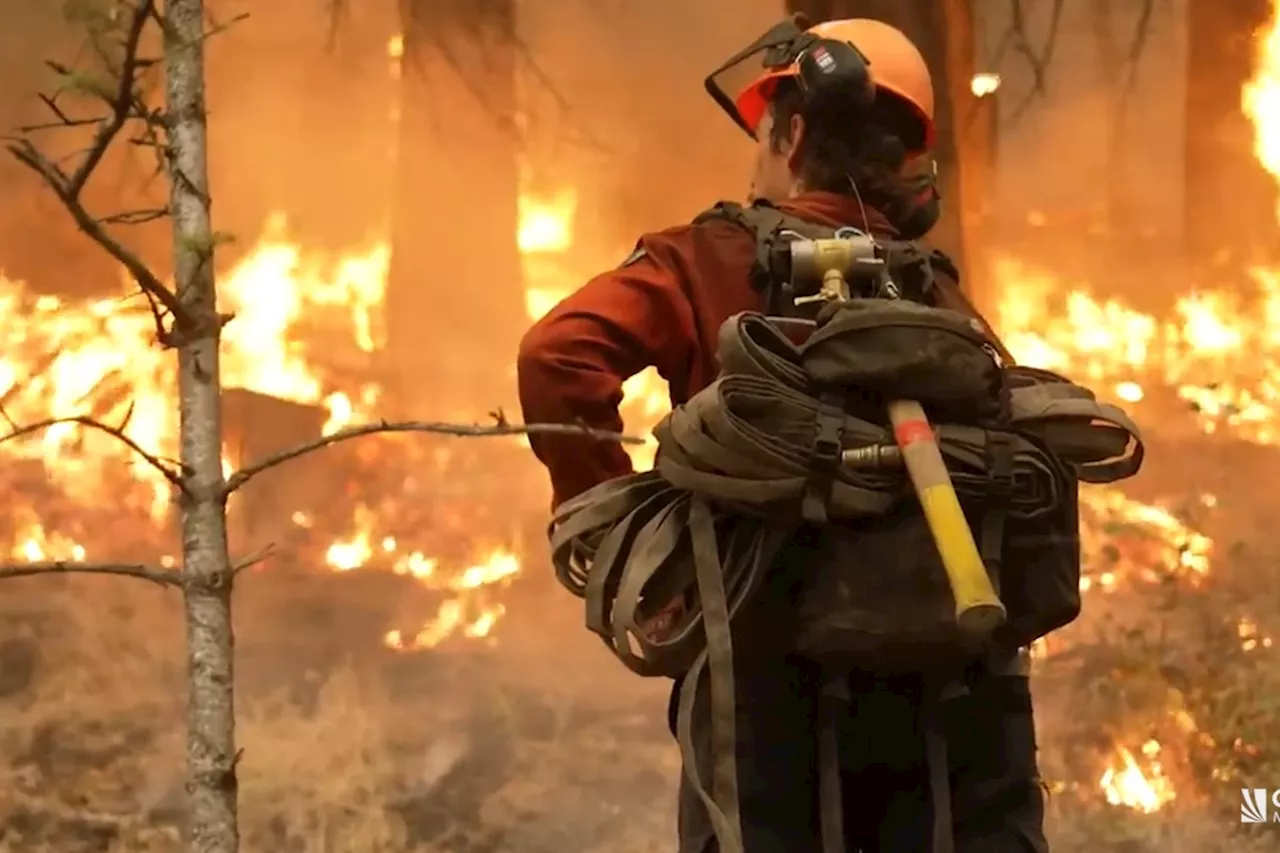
[{"x1": 703, "y1": 16, "x2": 814, "y2": 140}]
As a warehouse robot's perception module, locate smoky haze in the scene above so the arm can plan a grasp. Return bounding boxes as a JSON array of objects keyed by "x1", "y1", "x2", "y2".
[{"x1": 0, "y1": 1, "x2": 1277, "y2": 851}]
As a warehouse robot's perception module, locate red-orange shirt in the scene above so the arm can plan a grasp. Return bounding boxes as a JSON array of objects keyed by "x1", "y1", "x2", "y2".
[{"x1": 517, "y1": 192, "x2": 900, "y2": 506}]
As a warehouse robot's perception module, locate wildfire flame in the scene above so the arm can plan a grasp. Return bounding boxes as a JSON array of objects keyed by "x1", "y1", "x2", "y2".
[
  {"x1": 1100, "y1": 741, "x2": 1176, "y2": 813},
  {"x1": 518, "y1": 188, "x2": 667, "y2": 470},
  {"x1": 0, "y1": 214, "x2": 523, "y2": 648},
  {"x1": 0, "y1": 5, "x2": 1276, "y2": 810}
]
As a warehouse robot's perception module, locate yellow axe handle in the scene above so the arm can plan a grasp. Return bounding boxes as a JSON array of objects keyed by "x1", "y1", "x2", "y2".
[{"x1": 886, "y1": 399, "x2": 1007, "y2": 638}]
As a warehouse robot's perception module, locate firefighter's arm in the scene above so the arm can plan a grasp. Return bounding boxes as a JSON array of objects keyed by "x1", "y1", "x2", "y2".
[{"x1": 517, "y1": 232, "x2": 697, "y2": 507}]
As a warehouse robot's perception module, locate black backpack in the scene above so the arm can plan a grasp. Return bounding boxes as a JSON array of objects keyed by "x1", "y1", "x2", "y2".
[{"x1": 686, "y1": 199, "x2": 1125, "y2": 667}]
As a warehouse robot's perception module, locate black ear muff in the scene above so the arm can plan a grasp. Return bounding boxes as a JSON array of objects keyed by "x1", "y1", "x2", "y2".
[{"x1": 795, "y1": 38, "x2": 875, "y2": 115}]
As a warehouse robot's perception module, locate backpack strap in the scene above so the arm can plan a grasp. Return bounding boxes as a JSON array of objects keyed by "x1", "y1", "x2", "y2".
[
  {"x1": 694, "y1": 200, "x2": 958, "y2": 313},
  {"x1": 694, "y1": 200, "x2": 839, "y2": 315}
]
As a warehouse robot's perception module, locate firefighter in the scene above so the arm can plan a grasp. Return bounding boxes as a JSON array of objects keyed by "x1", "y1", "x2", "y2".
[{"x1": 517, "y1": 17, "x2": 1047, "y2": 853}]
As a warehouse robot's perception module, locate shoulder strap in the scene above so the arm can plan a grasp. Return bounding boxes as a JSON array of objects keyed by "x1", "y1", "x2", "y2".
[
  {"x1": 694, "y1": 200, "x2": 839, "y2": 315},
  {"x1": 693, "y1": 201, "x2": 960, "y2": 313}
]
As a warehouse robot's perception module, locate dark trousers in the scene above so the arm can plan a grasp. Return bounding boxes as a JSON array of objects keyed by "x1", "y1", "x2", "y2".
[{"x1": 671, "y1": 658, "x2": 1049, "y2": 853}]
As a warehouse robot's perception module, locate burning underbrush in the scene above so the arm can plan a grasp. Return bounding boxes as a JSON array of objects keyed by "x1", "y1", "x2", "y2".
[
  {"x1": 2, "y1": 231, "x2": 1280, "y2": 852},
  {"x1": 9, "y1": 44, "x2": 1280, "y2": 845},
  {"x1": 3, "y1": 211, "x2": 1280, "y2": 852}
]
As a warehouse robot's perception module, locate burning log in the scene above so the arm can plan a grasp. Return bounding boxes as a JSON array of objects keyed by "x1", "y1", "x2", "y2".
[{"x1": 222, "y1": 387, "x2": 333, "y2": 547}]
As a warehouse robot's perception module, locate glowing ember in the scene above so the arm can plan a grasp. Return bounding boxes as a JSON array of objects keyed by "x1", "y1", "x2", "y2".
[
  {"x1": 970, "y1": 72, "x2": 1001, "y2": 98},
  {"x1": 1100, "y1": 741, "x2": 1175, "y2": 813},
  {"x1": 1238, "y1": 616, "x2": 1275, "y2": 652}
]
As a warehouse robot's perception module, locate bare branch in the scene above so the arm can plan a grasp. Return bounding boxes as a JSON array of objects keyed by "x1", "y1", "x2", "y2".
[
  {"x1": 223, "y1": 418, "x2": 645, "y2": 495},
  {"x1": 323, "y1": 0, "x2": 350, "y2": 52},
  {"x1": 102, "y1": 205, "x2": 170, "y2": 225},
  {"x1": 64, "y1": 0, "x2": 155, "y2": 198},
  {"x1": 1123, "y1": 0, "x2": 1158, "y2": 90},
  {"x1": 0, "y1": 560, "x2": 179, "y2": 587},
  {"x1": 231, "y1": 544, "x2": 275, "y2": 577},
  {"x1": 7, "y1": 142, "x2": 188, "y2": 334},
  {"x1": 14, "y1": 115, "x2": 106, "y2": 133},
  {"x1": 0, "y1": 414, "x2": 185, "y2": 490},
  {"x1": 999, "y1": 0, "x2": 1067, "y2": 122},
  {"x1": 0, "y1": 544, "x2": 269, "y2": 586},
  {"x1": 5, "y1": 0, "x2": 196, "y2": 342}
]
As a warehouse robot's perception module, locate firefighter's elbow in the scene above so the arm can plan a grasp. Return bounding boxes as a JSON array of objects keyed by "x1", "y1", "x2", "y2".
[{"x1": 516, "y1": 321, "x2": 562, "y2": 406}]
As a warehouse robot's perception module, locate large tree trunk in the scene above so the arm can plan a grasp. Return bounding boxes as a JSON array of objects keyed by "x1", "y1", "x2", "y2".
[
  {"x1": 166, "y1": 2, "x2": 240, "y2": 851},
  {"x1": 783, "y1": 0, "x2": 993, "y2": 302},
  {"x1": 386, "y1": 0, "x2": 525, "y2": 417},
  {"x1": 1088, "y1": 0, "x2": 1127, "y2": 246},
  {"x1": 1184, "y1": 0, "x2": 1277, "y2": 270},
  {"x1": 938, "y1": 0, "x2": 994, "y2": 308}
]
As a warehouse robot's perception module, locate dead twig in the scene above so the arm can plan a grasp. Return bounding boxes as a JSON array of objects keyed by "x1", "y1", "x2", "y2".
[
  {"x1": 0, "y1": 414, "x2": 185, "y2": 490},
  {"x1": 102, "y1": 205, "x2": 170, "y2": 225},
  {"x1": 5, "y1": 0, "x2": 196, "y2": 342},
  {"x1": 0, "y1": 560, "x2": 179, "y2": 586},
  {"x1": 64, "y1": 0, "x2": 155, "y2": 198},
  {"x1": 993, "y1": 0, "x2": 1067, "y2": 123},
  {"x1": 1008, "y1": 0, "x2": 1066, "y2": 121},
  {"x1": 5, "y1": 142, "x2": 187, "y2": 327},
  {"x1": 231, "y1": 544, "x2": 275, "y2": 577},
  {"x1": 1123, "y1": 0, "x2": 1158, "y2": 90},
  {"x1": 223, "y1": 418, "x2": 644, "y2": 495},
  {"x1": 0, "y1": 543, "x2": 270, "y2": 586}
]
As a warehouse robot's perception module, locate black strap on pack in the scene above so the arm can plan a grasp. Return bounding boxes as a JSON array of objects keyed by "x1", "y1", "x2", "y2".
[
  {"x1": 800, "y1": 391, "x2": 845, "y2": 524},
  {"x1": 693, "y1": 200, "x2": 954, "y2": 314},
  {"x1": 981, "y1": 432, "x2": 1013, "y2": 588},
  {"x1": 694, "y1": 200, "x2": 826, "y2": 315},
  {"x1": 980, "y1": 370, "x2": 1015, "y2": 598}
]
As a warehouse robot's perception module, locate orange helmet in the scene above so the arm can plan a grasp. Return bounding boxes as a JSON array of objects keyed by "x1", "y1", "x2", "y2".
[{"x1": 726, "y1": 18, "x2": 935, "y2": 156}]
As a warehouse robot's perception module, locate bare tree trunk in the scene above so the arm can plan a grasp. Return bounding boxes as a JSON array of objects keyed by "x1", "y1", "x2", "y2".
[
  {"x1": 939, "y1": 0, "x2": 994, "y2": 308},
  {"x1": 1088, "y1": 0, "x2": 1125, "y2": 243},
  {"x1": 1184, "y1": 0, "x2": 1276, "y2": 269},
  {"x1": 783, "y1": 0, "x2": 993, "y2": 297},
  {"x1": 166, "y1": 1, "x2": 239, "y2": 850},
  {"x1": 5, "y1": 6, "x2": 628, "y2": 853}
]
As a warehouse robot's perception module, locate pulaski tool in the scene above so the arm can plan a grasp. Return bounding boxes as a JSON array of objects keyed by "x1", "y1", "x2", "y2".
[{"x1": 777, "y1": 230, "x2": 1007, "y2": 641}]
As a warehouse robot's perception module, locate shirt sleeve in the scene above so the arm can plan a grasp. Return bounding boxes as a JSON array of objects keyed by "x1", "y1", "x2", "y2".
[{"x1": 516, "y1": 229, "x2": 698, "y2": 507}]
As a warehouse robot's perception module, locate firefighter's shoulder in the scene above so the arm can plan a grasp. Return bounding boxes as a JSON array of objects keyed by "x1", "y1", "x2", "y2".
[{"x1": 614, "y1": 223, "x2": 702, "y2": 271}]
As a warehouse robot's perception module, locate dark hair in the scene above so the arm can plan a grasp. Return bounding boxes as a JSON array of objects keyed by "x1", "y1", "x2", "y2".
[{"x1": 767, "y1": 79, "x2": 923, "y2": 213}]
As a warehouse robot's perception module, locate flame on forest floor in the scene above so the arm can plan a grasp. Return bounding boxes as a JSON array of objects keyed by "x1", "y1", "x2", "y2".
[
  {"x1": 4, "y1": 0, "x2": 1280, "y2": 761},
  {"x1": 1100, "y1": 741, "x2": 1176, "y2": 813},
  {"x1": 0, "y1": 211, "x2": 523, "y2": 649},
  {"x1": 0, "y1": 213, "x2": 387, "y2": 518}
]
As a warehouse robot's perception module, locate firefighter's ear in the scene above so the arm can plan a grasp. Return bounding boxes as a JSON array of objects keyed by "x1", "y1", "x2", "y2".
[{"x1": 785, "y1": 113, "x2": 807, "y2": 170}]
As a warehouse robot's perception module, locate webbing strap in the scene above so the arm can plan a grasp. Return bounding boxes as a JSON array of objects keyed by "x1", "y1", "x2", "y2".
[
  {"x1": 817, "y1": 671, "x2": 849, "y2": 853},
  {"x1": 981, "y1": 431, "x2": 1015, "y2": 588},
  {"x1": 923, "y1": 690, "x2": 955, "y2": 853}
]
